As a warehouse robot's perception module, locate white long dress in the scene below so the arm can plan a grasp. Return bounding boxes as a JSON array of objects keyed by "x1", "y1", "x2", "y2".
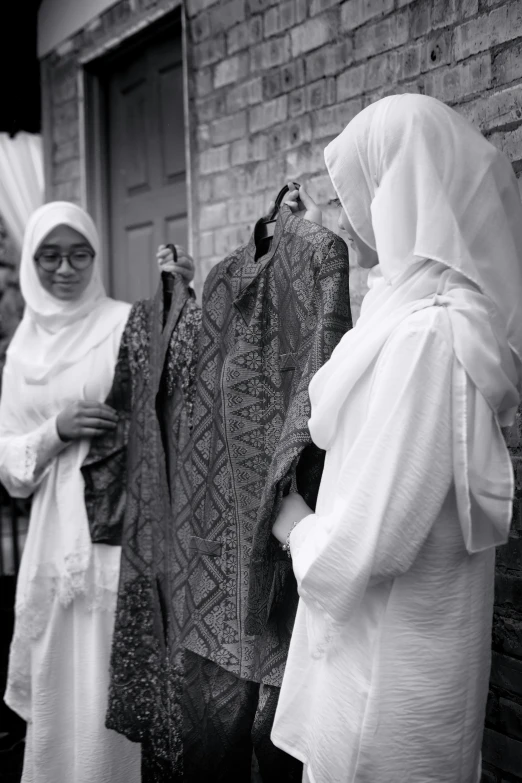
[
  {"x1": 272, "y1": 307, "x2": 496, "y2": 783},
  {"x1": 0, "y1": 320, "x2": 141, "y2": 783}
]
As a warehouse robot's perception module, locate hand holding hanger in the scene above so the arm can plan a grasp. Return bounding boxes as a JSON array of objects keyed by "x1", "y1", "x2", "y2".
[
  {"x1": 156, "y1": 244, "x2": 195, "y2": 283},
  {"x1": 283, "y1": 182, "x2": 323, "y2": 227}
]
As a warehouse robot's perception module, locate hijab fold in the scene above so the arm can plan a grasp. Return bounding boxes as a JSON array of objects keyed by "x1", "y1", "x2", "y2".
[
  {"x1": 311, "y1": 94, "x2": 522, "y2": 554},
  {"x1": 8, "y1": 201, "x2": 129, "y2": 383}
]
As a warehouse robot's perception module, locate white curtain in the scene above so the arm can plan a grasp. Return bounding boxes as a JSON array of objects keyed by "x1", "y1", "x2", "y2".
[{"x1": 0, "y1": 133, "x2": 44, "y2": 251}]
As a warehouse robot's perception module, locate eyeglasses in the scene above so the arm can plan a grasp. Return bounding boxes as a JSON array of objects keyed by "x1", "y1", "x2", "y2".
[{"x1": 34, "y1": 249, "x2": 95, "y2": 272}]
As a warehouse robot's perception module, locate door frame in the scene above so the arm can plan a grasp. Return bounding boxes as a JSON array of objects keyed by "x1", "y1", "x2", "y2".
[{"x1": 77, "y1": 4, "x2": 193, "y2": 293}]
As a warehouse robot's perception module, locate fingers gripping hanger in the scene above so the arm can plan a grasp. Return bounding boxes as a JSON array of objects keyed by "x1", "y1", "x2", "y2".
[
  {"x1": 161, "y1": 243, "x2": 178, "y2": 320},
  {"x1": 254, "y1": 181, "x2": 300, "y2": 261}
]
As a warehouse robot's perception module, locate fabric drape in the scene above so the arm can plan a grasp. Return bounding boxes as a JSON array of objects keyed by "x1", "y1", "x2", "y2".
[
  {"x1": 0, "y1": 132, "x2": 44, "y2": 250},
  {"x1": 314, "y1": 93, "x2": 522, "y2": 556}
]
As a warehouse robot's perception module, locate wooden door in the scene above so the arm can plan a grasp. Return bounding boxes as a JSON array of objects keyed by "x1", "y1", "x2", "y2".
[{"x1": 107, "y1": 31, "x2": 187, "y2": 302}]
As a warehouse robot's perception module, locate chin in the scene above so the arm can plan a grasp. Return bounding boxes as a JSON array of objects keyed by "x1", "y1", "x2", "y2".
[{"x1": 52, "y1": 285, "x2": 81, "y2": 301}]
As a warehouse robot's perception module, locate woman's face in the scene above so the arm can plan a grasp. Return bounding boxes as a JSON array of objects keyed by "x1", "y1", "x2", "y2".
[
  {"x1": 338, "y1": 209, "x2": 379, "y2": 269},
  {"x1": 34, "y1": 225, "x2": 95, "y2": 301}
]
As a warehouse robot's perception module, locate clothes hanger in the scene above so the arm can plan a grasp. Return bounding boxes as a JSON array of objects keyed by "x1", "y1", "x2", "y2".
[{"x1": 254, "y1": 181, "x2": 300, "y2": 261}]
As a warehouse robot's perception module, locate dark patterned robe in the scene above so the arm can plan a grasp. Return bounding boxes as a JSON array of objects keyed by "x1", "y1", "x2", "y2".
[
  {"x1": 183, "y1": 205, "x2": 352, "y2": 687},
  {"x1": 82, "y1": 274, "x2": 200, "y2": 781}
]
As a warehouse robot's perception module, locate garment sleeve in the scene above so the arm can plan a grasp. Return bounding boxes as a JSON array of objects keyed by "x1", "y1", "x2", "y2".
[
  {"x1": 290, "y1": 309, "x2": 455, "y2": 626},
  {"x1": 0, "y1": 366, "x2": 67, "y2": 498}
]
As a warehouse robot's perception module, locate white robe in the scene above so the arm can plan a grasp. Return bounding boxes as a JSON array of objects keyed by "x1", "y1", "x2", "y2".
[
  {"x1": 0, "y1": 319, "x2": 141, "y2": 783},
  {"x1": 272, "y1": 307, "x2": 490, "y2": 783}
]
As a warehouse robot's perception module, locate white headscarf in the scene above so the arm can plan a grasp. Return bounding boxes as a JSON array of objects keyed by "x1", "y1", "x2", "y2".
[
  {"x1": 8, "y1": 201, "x2": 129, "y2": 383},
  {"x1": 310, "y1": 94, "x2": 522, "y2": 553}
]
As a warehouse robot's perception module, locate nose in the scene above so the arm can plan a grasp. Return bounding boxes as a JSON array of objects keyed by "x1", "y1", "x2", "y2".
[{"x1": 55, "y1": 257, "x2": 75, "y2": 275}]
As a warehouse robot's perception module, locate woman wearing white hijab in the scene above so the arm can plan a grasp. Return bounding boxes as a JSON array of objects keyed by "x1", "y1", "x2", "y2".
[
  {"x1": 270, "y1": 94, "x2": 522, "y2": 783},
  {"x1": 0, "y1": 202, "x2": 192, "y2": 783}
]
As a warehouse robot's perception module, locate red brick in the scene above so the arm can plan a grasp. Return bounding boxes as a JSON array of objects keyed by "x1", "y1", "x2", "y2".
[
  {"x1": 493, "y1": 613, "x2": 522, "y2": 659},
  {"x1": 458, "y1": 86, "x2": 522, "y2": 133},
  {"x1": 308, "y1": 173, "x2": 336, "y2": 204},
  {"x1": 53, "y1": 140, "x2": 79, "y2": 164},
  {"x1": 50, "y1": 62, "x2": 77, "y2": 106},
  {"x1": 262, "y1": 60, "x2": 305, "y2": 99},
  {"x1": 210, "y1": 111, "x2": 248, "y2": 145},
  {"x1": 230, "y1": 134, "x2": 268, "y2": 165},
  {"x1": 198, "y1": 177, "x2": 214, "y2": 203},
  {"x1": 353, "y1": 10, "x2": 409, "y2": 60},
  {"x1": 208, "y1": 0, "x2": 246, "y2": 34},
  {"x1": 195, "y1": 68, "x2": 213, "y2": 98},
  {"x1": 249, "y1": 95, "x2": 288, "y2": 132},
  {"x1": 492, "y1": 39, "x2": 522, "y2": 87},
  {"x1": 197, "y1": 123, "x2": 212, "y2": 152},
  {"x1": 289, "y1": 88, "x2": 306, "y2": 117},
  {"x1": 398, "y1": 42, "x2": 422, "y2": 81},
  {"x1": 341, "y1": 0, "x2": 394, "y2": 32},
  {"x1": 483, "y1": 728, "x2": 522, "y2": 777},
  {"x1": 495, "y1": 571, "x2": 522, "y2": 611},
  {"x1": 199, "y1": 202, "x2": 228, "y2": 230},
  {"x1": 186, "y1": 0, "x2": 220, "y2": 16},
  {"x1": 247, "y1": 0, "x2": 278, "y2": 12},
  {"x1": 337, "y1": 64, "x2": 365, "y2": 101},
  {"x1": 227, "y1": 16, "x2": 263, "y2": 55},
  {"x1": 195, "y1": 93, "x2": 227, "y2": 123},
  {"x1": 409, "y1": 0, "x2": 431, "y2": 39},
  {"x1": 199, "y1": 145, "x2": 230, "y2": 175},
  {"x1": 366, "y1": 51, "x2": 399, "y2": 92},
  {"x1": 455, "y1": 2, "x2": 522, "y2": 62},
  {"x1": 423, "y1": 30, "x2": 452, "y2": 72},
  {"x1": 489, "y1": 125, "x2": 522, "y2": 165},
  {"x1": 306, "y1": 40, "x2": 354, "y2": 82},
  {"x1": 291, "y1": 16, "x2": 333, "y2": 58},
  {"x1": 193, "y1": 34, "x2": 226, "y2": 68},
  {"x1": 245, "y1": 158, "x2": 285, "y2": 193},
  {"x1": 227, "y1": 194, "x2": 267, "y2": 224},
  {"x1": 424, "y1": 53, "x2": 492, "y2": 104},
  {"x1": 497, "y1": 536, "x2": 522, "y2": 571},
  {"x1": 52, "y1": 101, "x2": 79, "y2": 145},
  {"x1": 226, "y1": 78, "x2": 263, "y2": 112},
  {"x1": 286, "y1": 143, "x2": 329, "y2": 178},
  {"x1": 311, "y1": 97, "x2": 363, "y2": 140},
  {"x1": 212, "y1": 169, "x2": 248, "y2": 199},
  {"x1": 199, "y1": 231, "x2": 215, "y2": 257},
  {"x1": 54, "y1": 158, "x2": 80, "y2": 184},
  {"x1": 306, "y1": 77, "x2": 337, "y2": 111},
  {"x1": 214, "y1": 225, "x2": 253, "y2": 258},
  {"x1": 264, "y1": 0, "x2": 307, "y2": 38},
  {"x1": 310, "y1": 0, "x2": 340, "y2": 15},
  {"x1": 214, "y1": 54, "x2": 249, "y2": 89},
  {"x1": 250, "y1": 35, "x2": 292, "y2": 71},
  {"x1": 191, "y1": 12, "x2": 211, "y2": 42},
  {"x1": 53, "y1": 179, "x2": 81, "y2": 203},
  {"x1": 497, "y1": 697, "x2": 522, "y2": 741},
  {"x1": 267, "y1": 115, "x2": 312, "y2": 155}
]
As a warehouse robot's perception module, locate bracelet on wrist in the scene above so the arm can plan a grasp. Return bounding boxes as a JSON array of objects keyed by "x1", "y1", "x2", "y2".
[{"x1": 281, "y1": 519, "x2": 301, "y2": 555}]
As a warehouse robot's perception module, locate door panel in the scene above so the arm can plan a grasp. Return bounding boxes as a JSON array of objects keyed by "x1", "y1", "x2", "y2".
[{"x1": 107, "y1": 30, "x2": 187, "y2": 302}]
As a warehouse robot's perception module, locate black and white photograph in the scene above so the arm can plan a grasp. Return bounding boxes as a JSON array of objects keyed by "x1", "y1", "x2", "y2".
[{"x1": 1, "y1": 1, "x2": 522, "y2": 782}]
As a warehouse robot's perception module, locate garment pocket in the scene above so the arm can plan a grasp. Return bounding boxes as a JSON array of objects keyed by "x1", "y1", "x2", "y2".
[{"x1": 189, "y1": 535, "x2": 223, "y2": 557}]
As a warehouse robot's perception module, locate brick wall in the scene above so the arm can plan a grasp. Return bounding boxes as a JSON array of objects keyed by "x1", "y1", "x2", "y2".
[
  {"x1": 40, "y1": 1, "x2": 522, "y2": 778},
  {"x1": 186, "y1": 0, "x2": 522, "y2": 319}
]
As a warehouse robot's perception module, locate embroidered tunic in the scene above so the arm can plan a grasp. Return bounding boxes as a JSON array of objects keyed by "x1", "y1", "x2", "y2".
[
  {"x1": 82, "y1": 275, "x2": 200, "y2": 780},
  {"x1": 183, "y1": 205, "x2": 352, "y2": 685}
]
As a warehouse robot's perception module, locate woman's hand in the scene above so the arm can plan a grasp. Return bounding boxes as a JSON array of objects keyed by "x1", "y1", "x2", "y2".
[
  {"x1": 156, "y1": 244, "x2": 195, "y2": 283},
  {"x1": 56, "y1": 401, "x2": 118, "y2": 441},
  {"x1": 284, "y1": 183, "x2": 323, "y2": 226},
  {"x1": 272, "y1": 492, "x2": 313, "y2": 545}
]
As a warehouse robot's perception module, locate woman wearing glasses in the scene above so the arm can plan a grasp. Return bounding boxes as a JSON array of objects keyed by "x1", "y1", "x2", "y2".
[{"x1": 0, "y1": 202, "x2": 193, "y2": 783}]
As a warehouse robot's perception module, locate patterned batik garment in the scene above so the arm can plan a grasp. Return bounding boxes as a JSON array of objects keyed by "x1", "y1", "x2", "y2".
[
  {"x1": 82, "y1": 274, "x2": 201, "y2": 782},
  {"x1": 183, "y1": 205, "x2": 352, "y2": 687}
]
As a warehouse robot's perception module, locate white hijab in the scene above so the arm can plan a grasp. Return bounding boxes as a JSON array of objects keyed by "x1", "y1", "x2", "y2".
[
  {"x1": 310, "y1": 94, "x2": 522, "y2": 554},
  {"x1": 8, "y1": 201, "x2": 129, "y2": 383}
]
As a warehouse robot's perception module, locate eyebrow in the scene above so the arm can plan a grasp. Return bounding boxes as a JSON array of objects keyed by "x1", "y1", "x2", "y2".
[{"x1": 328, "y1": 197, "x2": 342, "y2": 207}]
